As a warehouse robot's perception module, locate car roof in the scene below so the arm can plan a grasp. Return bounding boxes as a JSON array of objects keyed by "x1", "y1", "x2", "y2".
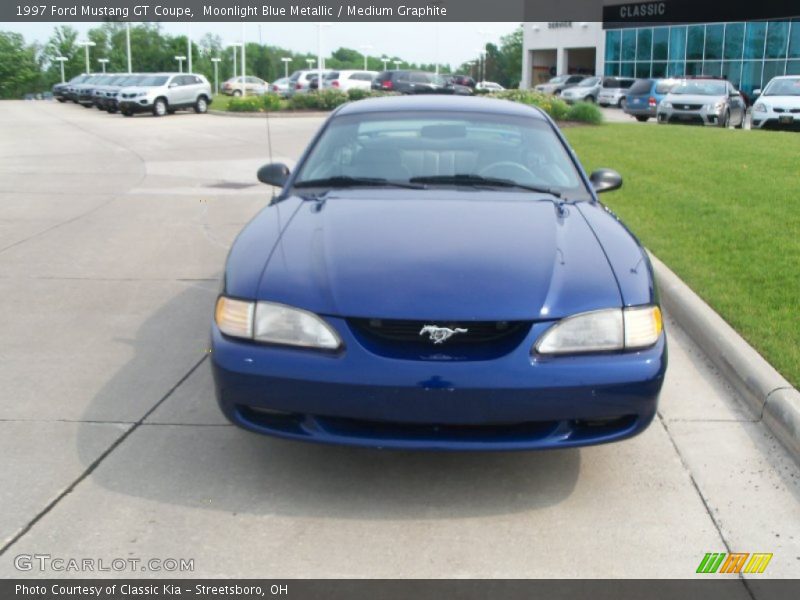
[{"x1": 335, "y1": 95, "x2": 548, "y2": 120}]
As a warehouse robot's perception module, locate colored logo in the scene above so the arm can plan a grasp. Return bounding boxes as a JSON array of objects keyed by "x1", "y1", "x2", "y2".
[{"x1": 696, "y1": 552, "x2": 773, "y2": 574}]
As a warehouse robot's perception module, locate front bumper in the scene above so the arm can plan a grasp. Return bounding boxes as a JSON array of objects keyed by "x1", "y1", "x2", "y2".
[
  {"x1": 751, "y1": 112, "x2": 800, "y2": 130},
  {"x1": 657, "y1": 106, "x2": 724, "y2": 125},
  {"x1": 211, "y1": 319, "x2": 667, "y2": 451},
  {"x1": 118, "y1": 98, "x2": 153, "y2": 113}
]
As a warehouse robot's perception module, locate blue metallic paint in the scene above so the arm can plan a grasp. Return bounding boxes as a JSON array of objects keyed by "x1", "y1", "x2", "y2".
[{"x1": 211, "y1": 95, "x2": 667, "y2": 450}]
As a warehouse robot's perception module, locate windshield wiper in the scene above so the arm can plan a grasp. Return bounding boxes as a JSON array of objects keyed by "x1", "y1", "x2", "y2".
[
  {"x1": 294, "y1": 176, "x2": 425, "y2": 190},
  {"x1": 409, "y1": 174, "x2": 561, "y2": 197}
]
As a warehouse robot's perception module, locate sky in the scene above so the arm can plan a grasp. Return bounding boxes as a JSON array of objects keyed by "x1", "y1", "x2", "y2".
[{"x1": 1, "y1": 21, "x2": 520, "y2": 68}]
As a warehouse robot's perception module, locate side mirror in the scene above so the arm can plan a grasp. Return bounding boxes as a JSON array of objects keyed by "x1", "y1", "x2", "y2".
[
  {"x1": 752, "y1": 88, "x2": 761, "y2": 97},
  {"x1": 257, "y1": 163, "x2": 290, "y2": 187},
  {"x1": 589, "y1": 169, "x2": 623, "y2": 194}
]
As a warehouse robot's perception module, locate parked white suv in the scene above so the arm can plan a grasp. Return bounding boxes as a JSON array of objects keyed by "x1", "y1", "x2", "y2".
[
  {"x1": 321, "y1": 70, "x2": 377, "y2": 92},
  {"x1": 118, "y1": 73, "x2": 212, "y2": 117}
]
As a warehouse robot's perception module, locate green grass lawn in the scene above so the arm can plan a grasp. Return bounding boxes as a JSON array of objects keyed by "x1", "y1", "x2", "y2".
[
  {"x1": 563, "y1": 124, "x2": 800, "y2": 388},
  {"x1": 211, "y1": 94, "x2": 232, "y2": 110}
]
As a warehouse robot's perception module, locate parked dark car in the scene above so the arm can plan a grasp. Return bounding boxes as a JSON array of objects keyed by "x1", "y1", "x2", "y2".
[
  {"x1": 53, "y1": 75, "x2": 89, "y2": 103},
  {"x1": 211, "y1": 95, "x2": 667, "y2": 451},
  {"x1": 450, "y1": 74, "x2": 476, "y2": 88},
  {"x1": 623, "y1": 78, "x2": 681, "y2": 121},
  {"x1": 372, "y1": 70, "x2": 471, "y2": 95}
]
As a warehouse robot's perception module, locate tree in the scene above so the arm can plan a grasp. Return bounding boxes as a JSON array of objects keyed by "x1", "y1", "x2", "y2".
[{"x1": 0, "y1": 32, "x2": 42, "y2": 97}]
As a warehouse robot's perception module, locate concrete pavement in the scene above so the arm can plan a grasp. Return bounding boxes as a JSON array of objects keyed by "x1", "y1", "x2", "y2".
[{"x1": 0, "y1": 101, "x2": 797, "y2": 580}]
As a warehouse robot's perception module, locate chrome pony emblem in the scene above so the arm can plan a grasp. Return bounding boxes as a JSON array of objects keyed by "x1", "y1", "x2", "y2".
[{"x1": 419, "y1": 325, "x2": 468, "y2": 344}]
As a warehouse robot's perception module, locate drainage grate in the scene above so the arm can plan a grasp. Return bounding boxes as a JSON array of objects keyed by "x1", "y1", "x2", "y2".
[{"x1": 206, "y1": 181, "x2": 258, "y2": 190}]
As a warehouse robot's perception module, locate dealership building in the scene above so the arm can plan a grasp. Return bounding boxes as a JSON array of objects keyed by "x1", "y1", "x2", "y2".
[{"x1": 521, "y1": 2, "x2": 800, "y2": 98}]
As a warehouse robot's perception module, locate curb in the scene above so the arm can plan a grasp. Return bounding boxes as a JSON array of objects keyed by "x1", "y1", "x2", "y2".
[
  {"x1": 208, "y1": 109, "x2": 330, "y2": 118},
  {"x1": 650, "y1": 253, "x2": 800, "y2": 460}
]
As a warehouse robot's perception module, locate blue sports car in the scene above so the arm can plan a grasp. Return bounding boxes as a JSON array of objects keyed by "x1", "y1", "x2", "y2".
[{"x1": 211, "y1": 95, "x2": 667, "y2": 451}]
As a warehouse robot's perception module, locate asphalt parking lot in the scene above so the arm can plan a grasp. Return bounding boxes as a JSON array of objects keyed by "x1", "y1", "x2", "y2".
[{"x1": 0, "y1": 101, "x2": 797, "y2": 580}]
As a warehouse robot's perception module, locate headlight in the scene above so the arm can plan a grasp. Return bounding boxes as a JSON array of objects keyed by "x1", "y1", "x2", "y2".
[
  {"x1": 534, "y1": 306, "x2": 662, "y2": 355},
  {"x1": 215, "y1": 296, "x2": 342, "y2": 350},
  {"x1": 660, "y1": 101, "x2": 672, "y2": 109},
  {"x1": 753, "y1": 103, "x2": 767, "y2": 113},
  {"x1": 706, "y1": 101, "x2": 725, "y2": 112}
]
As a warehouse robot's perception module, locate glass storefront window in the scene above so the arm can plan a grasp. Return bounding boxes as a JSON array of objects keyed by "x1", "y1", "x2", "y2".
[
  {"x1": 622, "y1": 30, "x2": 636, "y2": 61},
  {"x1": 651, "y1": 62, "x2": 667, "y2": 77},
  {"x1": 722, "y1": 61, "x2": 743, "y2": 89},
  {"x1": 703, "y1": 61, "x2": 722, "y2": 77},
  {"x1": 620, "y1": 62, "x2": 634, "y2": 77},
  {"x1": 637, "y1": 29, "x2": 653, "y2": 61},
  {"x1": 636, "y1": 62, "x2": 651, "y2": 77},
  {"x1": 605, "y1": 62, "x2": 620, "y2": 76},
  {"x1": 687, "y1": 25, "x2": 705, "y2": 60},
  {"x1": 724, "y1": 23, "x2": 745, "y2": 60},
  {"x1": 668, "y1": 61, "x2": 685, "y2": 78},
  {"x1": 669, "y1": 26, "x2": 687, "y2": 61},
  {"x1": 762, "y1": 60, "x2": 787, "y2": 83},
  {"x1": 705, "y1": 24, "x2": 724, "y2": 59},
  {"x1": 606, "y1": 30, "x2": 621, "y2": 62},
  {"x1": 744, "y1": 22, "x2": 767, "y2": 59},
  {"x1": 741, "y1": 60, "x2": 763, "y2": 96},
  {"x1": 765, "y1": 21, "x2": 790, "y2": 58},
  {"x1": 686, "y1": 61, "x2": 703, "y2": 76},
  {"x1": 653, "y1": 28, "x2": 669, "y2": 61},
  {"x1": 788, "y1": 60, "x2": 800, "y2": 75},
  {"x1": 790, "y1": 20, "x2": 800, "y2": 58}
]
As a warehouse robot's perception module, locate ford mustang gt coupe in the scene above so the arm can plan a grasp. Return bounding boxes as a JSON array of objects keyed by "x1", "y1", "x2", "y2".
[{"x1": 211, "y1": 95, "x2": 667, "y2": 450}]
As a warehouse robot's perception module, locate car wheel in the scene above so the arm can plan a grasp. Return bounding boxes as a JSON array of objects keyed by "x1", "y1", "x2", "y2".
[
  {"x1": 194, "y1": 96, "x2": 208, "y2": 114},
  {"x1": 619, "y1": 98, "x2": 626, "y2": 110},
  {"x1": 718, "y1": 109, "x2": 730, "y2": 128},
  {"x1": 56, "y1": 98, "x2": 66, "y2": 103},
  {"x1": 636, "y1": 116, "x2": 649, "y2": 122},
  {"x1": 153, "y1": 98, "x2": 167, "y2": 117},
  {"x1": 232, "y1": 89, "x2": 242, "y2": 97},
  {"x1": 122, "y1": 110, "x2": 133, "y2": 117},
  {"x1": 585, "y1": 95, "x2": 595, "y2": 103}
]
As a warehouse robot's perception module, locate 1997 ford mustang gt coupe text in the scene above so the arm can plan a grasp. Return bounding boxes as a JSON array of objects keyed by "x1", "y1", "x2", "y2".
[{"x1": 211, "y1": 95, "x2": 667, "y2": 450}]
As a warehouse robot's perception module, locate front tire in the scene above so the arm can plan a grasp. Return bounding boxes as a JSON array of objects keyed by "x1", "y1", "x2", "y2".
[
  {"x1": 122, "y1": 110, "x2": 133, "y2": 117},
  {"x1": 153, "y1": 98, "x2": 167, "y2": 117},
  {"x1": 636, "y1": 115, "x2": 649, "y2": 122},
  {"x1": 718, "y1": 109, "x2": 730, "y2": 128},
  {"x1": 619, "y1": 97, "x2": 627, "y2": 110},
  {"x1": 232, "y1": 89, "x2": 242, "y2": 97},
  {"x1": 585, "y1": 95, "x2": 595, "y2": 103},
  {"x1": 194, "y1": 96, "x2": 208, "y2": 114}
]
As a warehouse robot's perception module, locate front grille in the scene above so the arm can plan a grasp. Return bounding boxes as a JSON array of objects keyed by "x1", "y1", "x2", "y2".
[
  {"x1": 774, "y1": 108, "x2": 800, "y2": 114},
  {"x1": 350, "y1": 318, "x2": 528, "y2": 345},
  {"x1": 674, "y1": 103, "x2": 703, "y2": 111}
]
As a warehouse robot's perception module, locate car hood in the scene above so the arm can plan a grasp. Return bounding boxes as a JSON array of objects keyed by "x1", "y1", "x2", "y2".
[
  {"x1": 761, "y1": 95, "x2": 800, "y2": 108},
  {"x1": 256, "y1": 191, "x2": 622, "y2": 321},
  {"x1": 666, "y1": 93, "x2": 724, "y2": 104}
]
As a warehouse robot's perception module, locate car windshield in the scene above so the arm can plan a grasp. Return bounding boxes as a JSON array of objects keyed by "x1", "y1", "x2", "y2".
[
  {"x1": 763, "y1": 78, "x2": 800, "y2": 96},
  {"x1": 577, "y1": 77, "x2": 600, "y2": 87},
  {"x1": 672, "y1": 81, "x2": 727, "y2": 95},
  {"x1": 549, "y1": 76, "x2": 568, "y2": 84},
  {"x1": 138, "y1": 75, "x2": 168, "y2": 86},
  {"x1": 293, "y1": 111, "x2": 585, "y2": 196}
]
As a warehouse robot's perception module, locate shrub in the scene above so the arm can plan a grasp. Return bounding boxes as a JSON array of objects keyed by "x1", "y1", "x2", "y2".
[
  {"x1": 260, "y1": 93, "x2": 282, "y2": 112},
  {"x1": 347, "y1": 88, "x2": 373, "y2": 101},
  {"x1": 489, "y1": 89, "x2": 573, "y2": 122},
  {"x1": 565, "y1": 101, "x2": 603, "y2": 124},
  {"x1": 227, "y1": 95, "x2": 263, "y2": 112},
  {"x1": 289, "y1": 89, "x2": 348, "y2": 111}
]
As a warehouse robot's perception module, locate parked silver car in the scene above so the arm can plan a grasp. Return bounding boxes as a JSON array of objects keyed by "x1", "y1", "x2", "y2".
[
  {"x1": 597, "y1": 77, "x2": 635, "y2": 108},
  {"x1": 559, "y1": 77, "x2": 603, "y2": 104},
  {"x1": 534, "y1": 74, "x2": 586, "y2": 95},
  {"x1": 657, "y1": 79, "x2": 746, "y2": 128},
  {"x1": 117, "y1": 73, "x2": 212, "y2": 117}
]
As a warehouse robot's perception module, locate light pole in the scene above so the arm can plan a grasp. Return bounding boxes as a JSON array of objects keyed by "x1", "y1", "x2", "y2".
[
  {"x1": 175, "y1": 55, "x2": 186, "y2": 73},
  {"x1": 478, "y1": 29, "x2": 495, "y2": 83},
  {"x1": 211, "y1": 57, "x2": 221, "y2": 94},
  {"x1": 316, "y1": 23, "x2": 331, "y2": 89},
  {"x1": 55, "y1": 56, "x2": 67, "y2": 83},
  {"x1": 281, "y1": 57, "x2": 292, "y2": 79},
  {"x1": 229, "y1": 43, "x2": 242, "y2": 83},
  {"x1": 393, "y1": 60, "x2": 402, "y2": 70},
  {"x1": 305, "y1": 58, "x2": 314, "y2": 69},
  {"x1": 78, "y1": 40, "x2": 96, "y2": 74},
  {"x1": 359, "y1": 44, "x2": 373, "y2": 70},
  {"x1": 381, "y1": 56, "x2": 389, "y2": 70},
  {"x1": 126, "y1": 22, "x2": 132, "y2": 73},
  {"x1": 97, "y1": 58, "x2": 109, "y2": 73},
  {"x1": 240, "y1": 22, "x2": 246, "y2": 95},
  {"x1": 187, "y1": 23, "x2": 192, "y2": 73}
]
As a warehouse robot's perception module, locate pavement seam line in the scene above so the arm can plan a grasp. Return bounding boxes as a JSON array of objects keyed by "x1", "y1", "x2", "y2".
[
  {"x1": 657, "y1": 412, "x2": 757, "y2": 600},
  {"x1": 0, "y1": 354, "x2": 208, "y2": 558}
]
